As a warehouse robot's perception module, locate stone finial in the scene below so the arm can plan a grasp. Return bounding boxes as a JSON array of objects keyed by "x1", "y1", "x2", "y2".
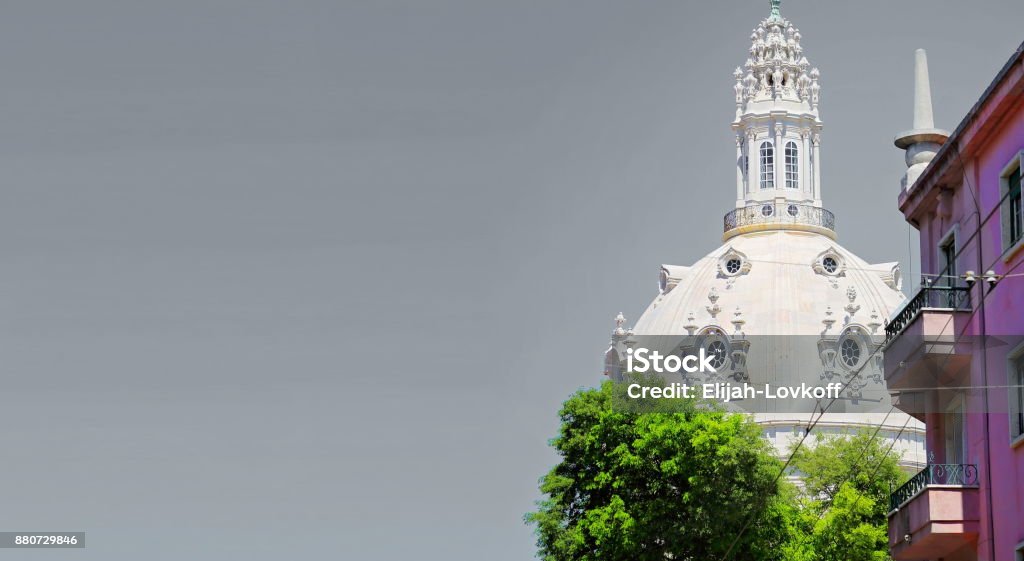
[
  {"x1": 844, "y1": 286, "x2": 861, "y2": 317},
  {"x1": 684, "y1": 311, "x2": 698, "y2": 336},
  {"x1": 613, "y1": 312, "x2": 627, "y2": 337},
  {"x1": 706, "y1": 288, "x2": 721, "y2": 319},
  {"x1": 822, "y1": 306, "x2": 835, "y2": 332},
  {"x1": 868, "y1": 309, "x2": 882, "y2": 334},
  {"x1": 731, "y1": 306, "x2": 746, "y2": 334}
]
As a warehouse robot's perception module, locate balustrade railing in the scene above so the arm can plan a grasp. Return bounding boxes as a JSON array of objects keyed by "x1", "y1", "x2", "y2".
[
  {"x1": 723, "y1": 202, "x2": 835, "y2": 234},
  {"x1": 883, "y1": 283, "x2": 971, "y2": 343},
  {"x1": 889, "y1": 462, "x2": 979, "y2": 512}
]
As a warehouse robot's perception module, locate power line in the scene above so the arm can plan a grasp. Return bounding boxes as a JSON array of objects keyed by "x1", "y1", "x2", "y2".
[
  {"x1": 824, "y1": 411, "x2": 916, "y2": 523},
  {"x1": 717, "y1": 187, "x2": 1024, "y2": 561}
]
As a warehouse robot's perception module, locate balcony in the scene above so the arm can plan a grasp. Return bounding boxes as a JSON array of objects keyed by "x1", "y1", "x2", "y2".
[
  {"x1": 722, "y1": 202, "x2": 835, "y2": 240},
  {"x1": 882, "y1": 282, "x2": 972, "y2": 404},
  {"x1": 888, "y1": 463, "x2": 980, "y2": 560}
]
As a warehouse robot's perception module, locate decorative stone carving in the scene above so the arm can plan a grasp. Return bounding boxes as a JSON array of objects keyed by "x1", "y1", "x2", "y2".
[
  {"x1": 669, "y1": 327, "x2": 750, "y2": 384},
  {"x1": 731, "y1": 306, "x2": 746, "y2": 334},
  {"x1": 844, "y1": 285, "x2": 861, "y2": 317},
  {"x1": 735, "y1": 11, "x2": 818, "y2": 107},
  {"x1": 816, "y1": 323, "x2": 883, "y2": 402},
  {"x1": 604, "y1": 313, "x2": 635, "y2": 381},
  {"x1": 867, "y1": 310, "x2": 882, "y2": 334},
  {"x1": 864, "y1": 262, "x2": 902, "y2": 291},
  {"x1": 718, "y1": 247, "x2": 753, "y2": 279},
  {"x1": 812, "y1": 247, "x2": 846, "y2": 278},
  {"x1": 684, "y1": 311, "x2": 699, "y2": 336},
  {"x1": 706, "y1": 287, "x2": 722, "y2": 319},
  {"x1": 660, "y1": 264, "x2": 690, "y2": 294},
  {"x1": 610, "y1": 313, "x2": 634, "y2": 343}
]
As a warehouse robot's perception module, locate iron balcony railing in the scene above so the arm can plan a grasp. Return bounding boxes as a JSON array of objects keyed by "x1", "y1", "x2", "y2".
[
  {"x1": 889, "y1": 462, "x2": 979, "y2": 512},
  {"x1": 884, "y1": 283, "x2": 971, "y2": 343},
  {"x1": 723, "y1": 202, "x2": 835, "y2": 234}
]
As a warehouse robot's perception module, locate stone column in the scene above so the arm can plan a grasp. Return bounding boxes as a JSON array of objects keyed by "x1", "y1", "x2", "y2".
[
  {"x1": 774, "y1": 124, "x2": 784, "y2": 190},
  {"x1": 812, "y1": 133, "x2": 822, "y2": 201},
  {"x1": 736, "y1": 134, "x2": 745, "y2": 202},
  {"x1": 747, "y1": 131, "x2": 758, "y2": 193},
  {"x1": 801, "y1": 130, "x2": 811, "y2": 196}
]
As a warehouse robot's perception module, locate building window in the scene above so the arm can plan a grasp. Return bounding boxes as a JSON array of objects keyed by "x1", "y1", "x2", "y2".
[
  {"x1": 706, "y1": 339, "x2": 728, "y2": 371},
  {"x1": 814, "y1": 251, "x2": 845, "y2": 277},
  {"x1": 785, "y1": 141, "x2": 799, "y2": 189},
  {"x1": 822, "y1": 256, "x2": 838, "y2": 274},
  {"x1": 1011, "y1": 350, "x2": 1024, "y2": 442},
  {"x1": 839, "y1": 337, "x2": 861, "y2": 368},
  {"x1": 760, "y1": 142, "x2": 774, "y2": 189},
  {"x1": 719, "y1": 250, "x2": 750, "y2": 277},
  {"x1": 1003, "y1": 155, "x2": 1019, "y2": 251},
  {"x1": 939, "y1": 233, "x2": 956, "y2": 287}
]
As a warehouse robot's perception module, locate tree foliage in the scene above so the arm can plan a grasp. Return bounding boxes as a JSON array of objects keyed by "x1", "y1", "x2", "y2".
[
  {"x1": 528, "y1": 383, "x2": 908, "y2": 561},
  {"x1": 526, "y1": 380, "x2": 796, "y2": 561},
  {"x1": 790, "y1": 430, "x2": 906, "y2": 526},
  {"x1": 787, "y1": 430, "x2": 907, "y2": 561},
  {"x1": 809, "y1": 483, "x2": 889, "y2": 561}
]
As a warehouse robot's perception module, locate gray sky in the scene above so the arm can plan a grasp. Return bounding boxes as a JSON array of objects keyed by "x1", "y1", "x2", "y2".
[{"x1": 1, "y1": 1, "x2": 1020, "y2": 559}]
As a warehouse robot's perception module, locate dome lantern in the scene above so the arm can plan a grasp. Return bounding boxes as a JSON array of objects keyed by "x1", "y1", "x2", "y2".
[{"x1": 731, "y1": 0, "x2": 825, "y2": 230}]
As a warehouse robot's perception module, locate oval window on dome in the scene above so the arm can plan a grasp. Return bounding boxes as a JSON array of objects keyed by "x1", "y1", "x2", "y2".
[
  {"x1": 706, "y1": 340, "x2": 728, "y2": 371},
  {"x1": 822, "y1": 256, "x2": 838, "y2": 274},
  {"x1": 840, "y1": 337, "x2": 862, "y2": 369},
  {"x1": 726, "y1": 258, "x2": 742, "y2": 275},
  {"x1": 761, "y1": 204, "x2": 774, "y2": 217}
]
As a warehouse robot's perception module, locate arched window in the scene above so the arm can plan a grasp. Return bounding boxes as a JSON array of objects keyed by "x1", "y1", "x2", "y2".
[
  {"x1": 785, "y1": 141, "x2": 799, "y2": 189},
  {"x1": 759, "y1": 142, "x2": 774, "y2": 189}
]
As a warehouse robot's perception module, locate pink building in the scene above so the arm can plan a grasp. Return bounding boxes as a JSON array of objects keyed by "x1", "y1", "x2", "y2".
[{"x1": 885, "y1": 42, "x2": 1024, "y2": 561}]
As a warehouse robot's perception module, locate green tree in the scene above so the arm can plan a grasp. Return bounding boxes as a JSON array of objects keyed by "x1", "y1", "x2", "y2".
[
  {"x1": 790, "y1": 430, "x2": 908, "y2": 561},
  {"x1": 526, "y1": 379, "x2": 796, "y2": 561},
  {"x1": 791, "y1": 430, "x2": 906, "y2": 521},
  {"x1": 810, "y1": 483, "x2": 889, "y2": 561}
]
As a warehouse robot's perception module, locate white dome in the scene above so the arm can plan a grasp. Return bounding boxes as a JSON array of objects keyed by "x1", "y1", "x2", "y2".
[
  {"x1": 636, "y1": 229, "x2": 903, "y2": 336},
  {"x1": 603, "y1": 0, "x2": 925, "y2": 470},
  {"x1": 608, "y1": 230, "x2": 924, "y2": 467}
]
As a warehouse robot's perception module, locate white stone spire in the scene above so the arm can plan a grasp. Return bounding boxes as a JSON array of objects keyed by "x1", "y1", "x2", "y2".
[
  {"x1": 912, "y1": 49, "x2": 936, "y2": 129},
  {"x1": 895, "y1": 49, "x2": 949, "y2": 192}
]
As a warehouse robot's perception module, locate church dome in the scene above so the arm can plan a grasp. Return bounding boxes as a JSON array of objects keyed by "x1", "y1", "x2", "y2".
[{"x1": 604, "y1": 0, "x2": 925, "y2": 470}]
